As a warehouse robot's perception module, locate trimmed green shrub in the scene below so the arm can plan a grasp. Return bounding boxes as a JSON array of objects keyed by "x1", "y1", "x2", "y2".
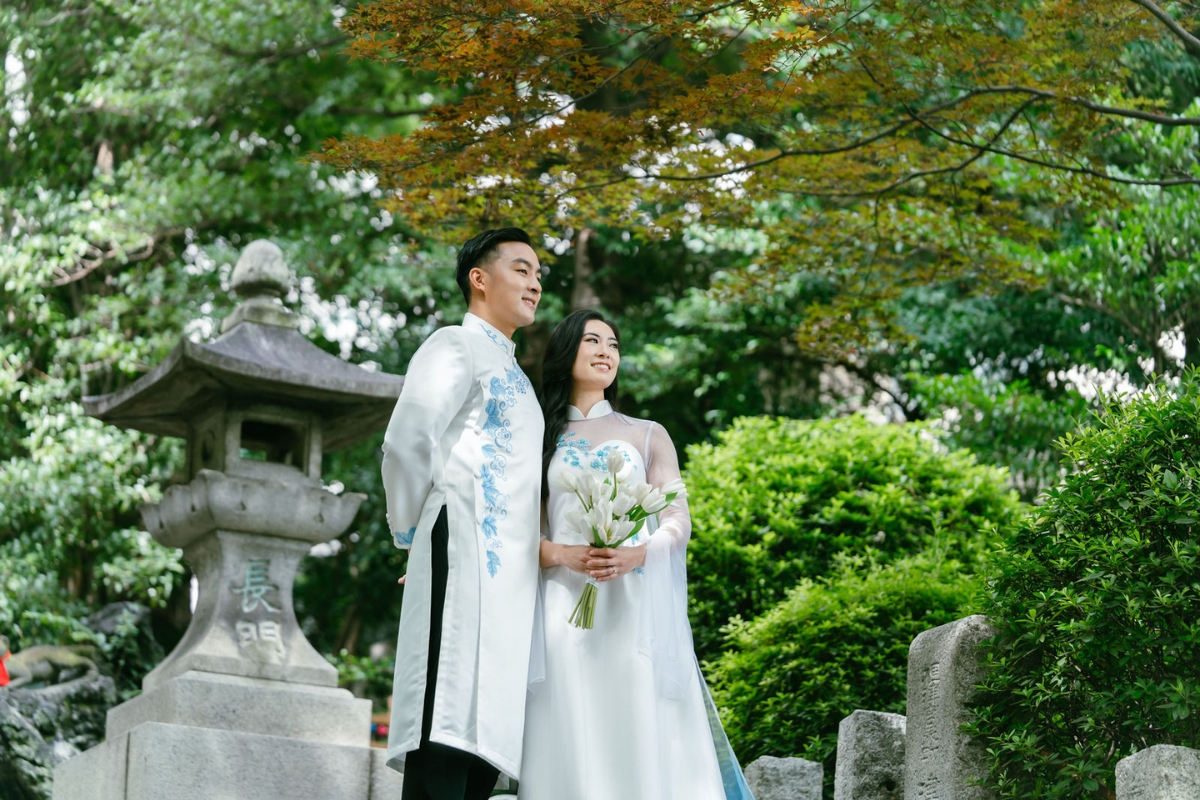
[
  {"x1": 971, "y1": 375, "x2": 1200, "y2": 798},
  {"x1": 685, "y1": 414, "x2": 1024, "y2": 660},
  {"x1": 708, "y1": 553, "x2": 982, "y2": 798}
]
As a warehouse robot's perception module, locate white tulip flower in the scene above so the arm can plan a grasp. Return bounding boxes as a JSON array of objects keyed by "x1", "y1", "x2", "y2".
[
  {"x1": 661, "y1": 478, "x2": 688, "y2": 502},
  {"x1": 612, "y1": 491, "x2": 637, "y2": 517},
  {"x1": 606, "y1": 450, "x2": 626, "y2": 475},
  {"x1": 641, "y1": 488, "x2": 667, "y2": 514},
  {"x1": 556, "y1": 469, "x2": 580, "y2": 493}
]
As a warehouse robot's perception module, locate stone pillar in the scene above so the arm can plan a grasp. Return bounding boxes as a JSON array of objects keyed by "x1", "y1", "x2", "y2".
[
  {"x1": 904, "y1": 615, "x2": 997, "y2": 800},
  {"x1": 1116, "y1": 745, "x2": 1200, "y2": 799},
  {"x1": 834, "y1": 710, "x2": 905, "y2": 800},
  {"x1": 745, "y1": 755, "x2": 823, "y2": 800}
]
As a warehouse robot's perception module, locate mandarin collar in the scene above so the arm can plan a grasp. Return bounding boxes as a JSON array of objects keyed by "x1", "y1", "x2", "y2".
[
  {"x1": 463, "y1": 312, "x2": 516, "y2": 359},
  {"x1": 567, "y1": 400, "x2": 614, "y2": 421}
]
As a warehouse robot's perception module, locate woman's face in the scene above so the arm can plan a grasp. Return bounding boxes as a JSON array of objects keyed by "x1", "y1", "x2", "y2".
[{"x1": 571, "y1": 319, "x2": 620, "y2": 393}]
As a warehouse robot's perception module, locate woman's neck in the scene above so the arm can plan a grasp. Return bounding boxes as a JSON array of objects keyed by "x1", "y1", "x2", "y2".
[{"x1": 570, "y1": 389, "x2": 606, "y2": 418}]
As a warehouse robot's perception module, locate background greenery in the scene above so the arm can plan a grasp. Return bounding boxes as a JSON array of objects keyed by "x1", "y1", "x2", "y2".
[
  {"x1": 684, "y1": 414, "x2": 1023, "y2": 661},
  {"x1": 2, "y1": 2, "x2": 1200, "y2": 798},
  {"x1": 969, "y1": 372, "x2": 1200, "y2": 798}
]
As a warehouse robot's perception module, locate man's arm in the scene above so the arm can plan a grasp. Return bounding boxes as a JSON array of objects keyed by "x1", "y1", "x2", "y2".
[{"x1": 381, "y1": 327, "x2": 474, "y2": 549}]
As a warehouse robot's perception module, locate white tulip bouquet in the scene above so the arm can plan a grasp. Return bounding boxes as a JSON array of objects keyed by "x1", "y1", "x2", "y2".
[{"x1": 557, "y1": 450, "x2": 686, "y2": 629}]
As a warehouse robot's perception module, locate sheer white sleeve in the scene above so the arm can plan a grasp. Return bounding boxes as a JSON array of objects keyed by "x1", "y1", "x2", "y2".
[
  {"x1": 637, "y1": 421, "x2": 696, "y2": 700},
  {"x1": 380, "y1": 327, "x2": 474, "y2": 549}
]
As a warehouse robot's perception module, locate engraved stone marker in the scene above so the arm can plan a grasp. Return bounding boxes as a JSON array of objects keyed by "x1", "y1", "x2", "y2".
[
  {"x1": 904, "y1": 615, "x2": 997, "y2": 800},
  {"x1": 54, "y1": 241, "x2": 405, "y2": 800},
  {"x1": 834, "y1": 710, "x2": 906, "y2": 800},
  {"x1": 1116, "y1": 744, "x2": 1200, "y2": 800},
  {"x1": 745, "y1": 755, "x2": 823, "y2": 800}
]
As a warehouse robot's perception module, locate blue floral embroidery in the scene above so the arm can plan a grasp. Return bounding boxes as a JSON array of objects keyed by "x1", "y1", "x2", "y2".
[
  {"x1": 557, "y1": 432, "x2": 590, "y2": 467},
  {"x1": 477, "y1": 322, "x2": 509, "y2": 353},
  {"x1": 557, "y1": 434, "x2": 632, "y2": 472},
  {"x1": 478, "y1": 362, "x2": 533, "y2": 577},
  {"x1": 393, "y1": 527, "x2": 416, "y2": 547}
]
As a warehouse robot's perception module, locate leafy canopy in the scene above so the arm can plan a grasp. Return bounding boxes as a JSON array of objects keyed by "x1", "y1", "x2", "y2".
[{"x1": 322, "y1": 0, "x2": 1200, "y2": 355}]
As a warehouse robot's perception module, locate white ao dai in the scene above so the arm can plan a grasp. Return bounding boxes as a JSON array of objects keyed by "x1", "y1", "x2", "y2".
[{"x1": 519, "y1": 402, "x2": 753, "y2": 800}]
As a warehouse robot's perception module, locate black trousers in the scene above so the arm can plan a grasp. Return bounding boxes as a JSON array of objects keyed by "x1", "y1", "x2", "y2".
[{"x1": 401, "y1": 507, "x2": 500, "y2": 800}]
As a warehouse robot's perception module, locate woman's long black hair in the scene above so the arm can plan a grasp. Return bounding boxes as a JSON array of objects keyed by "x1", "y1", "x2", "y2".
[{"x1": 540, "y1": 309, "x2": 621, "y2": 497}]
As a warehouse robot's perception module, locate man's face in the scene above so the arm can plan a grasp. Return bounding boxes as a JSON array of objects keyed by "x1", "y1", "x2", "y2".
[{"x1": 471, "y1": 241, "x2": 542, "y2": 334}]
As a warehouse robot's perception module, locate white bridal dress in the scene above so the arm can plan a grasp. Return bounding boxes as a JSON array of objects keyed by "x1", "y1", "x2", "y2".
[{"x1": 519, "y1": 401, "x2": 755, "y2": 800}]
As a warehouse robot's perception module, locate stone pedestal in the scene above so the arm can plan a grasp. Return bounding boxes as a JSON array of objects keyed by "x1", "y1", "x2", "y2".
[
  {"x1": 53, "y1": 722, "x2": 403, "y2": 800},
  {"x1": 904, "y1": 615, "x2": 997, "y2": 800},
  {"x1": 744, "y1": 755, "x2": 823, "y2": 800},
  {"x1": 834, "y1": 710, "x2": 906, "y2": 800},
  {"x1": 50, "y1": 476, "x2": 397, "y2": 800},
  {"x1": 1116, "y1": 745, "x2": 1200, "y2": 799}
]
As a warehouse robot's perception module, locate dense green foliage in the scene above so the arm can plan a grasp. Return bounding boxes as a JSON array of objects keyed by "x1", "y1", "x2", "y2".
[
  {"x1": 684, "y1": 415, "x2": 1023, "y2": 660},
  {"x1": 971, "y1": 373, "x2": 1200, "y2": 798},
  {"x1": 709, "y1": 553, "x2": 982, "y2": 798},
  {"x1": 0, "y1": 0, "x2": 448, "y2": 662}
]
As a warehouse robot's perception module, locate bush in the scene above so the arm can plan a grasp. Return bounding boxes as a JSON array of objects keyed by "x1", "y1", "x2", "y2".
[
  {"x1": 971, "y1": 375, "x2": 1200, "y2": 798},
  {"x1": 708, "y1": 552, "x2": 982, "y2": 798},
  {"x1": 685, "y1": 415, "x2": 1023, "y2": 660}
]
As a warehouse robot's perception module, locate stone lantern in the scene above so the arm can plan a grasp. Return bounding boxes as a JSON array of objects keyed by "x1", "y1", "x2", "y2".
[{"x1": 54, "y1": 241, "x2": 407, "y2": 800}]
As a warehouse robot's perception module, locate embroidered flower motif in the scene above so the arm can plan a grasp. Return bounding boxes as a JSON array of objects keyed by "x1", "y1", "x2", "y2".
[
  {"x1": 393, "y1": 527, "x2": 416, "y2": 547},
  {"x1": 478, "y1": 363, "x2": 532, "y2": 578}
]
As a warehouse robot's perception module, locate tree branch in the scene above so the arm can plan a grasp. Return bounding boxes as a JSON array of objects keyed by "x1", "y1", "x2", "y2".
[
  {"x1": 968, "y1": 85, "x2": 1200, "y2": 126},
  {"x1": 1125, "y1": 0, "x2": 1200, "y2": 59}
]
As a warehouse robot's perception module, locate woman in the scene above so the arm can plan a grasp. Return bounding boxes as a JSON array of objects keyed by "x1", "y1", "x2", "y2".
[{"x1": 519, "y1": 310, "x2": 754, "y2": 800}]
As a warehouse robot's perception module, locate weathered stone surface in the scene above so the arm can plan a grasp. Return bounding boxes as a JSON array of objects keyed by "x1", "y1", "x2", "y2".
[
  {"x1": 745, "y1": 755, "x2": 823, "y2": 800},
  {"x1": 905, "y1": 615, "x2": 997, "y2": 800},
  {"x1": 834, "y1": 710, "x2": 906, "y2": 800},
  {"x1": 1116, "y1": 744, "x2": 1200, "y2": 800},
  {"x1": 106, "y1": 670, "x2": 370, "y2": 746},
  {"x1": 230, "y1": 240, "x2": 291, "y2": 299},
  {"x1": 141, "y1": 530, "x2": 338, "y2": 692},
  {"x1": 142, "y1": 470, "x2": 365, "y2": 548},
  {"x1": 54, "y1": 722, "x2": 378, "y2": 800},
  {"x1": 368, "y1": 747, "x2": 405, "y2": 798},
  {"x1": 1, "y1": 674, "x2": 117, "y2": 800}
]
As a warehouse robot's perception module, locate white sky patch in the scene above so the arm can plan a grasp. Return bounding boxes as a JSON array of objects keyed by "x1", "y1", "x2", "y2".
[
  {"x1": 324, "y1": 171, "x2": 379, "y2": 198},
  {"x1": 5, "y1": 50, "x2": 30, "y2": 131},
  {"x1": 297, "y1": 276, "x2": 404, "y2": 360}
]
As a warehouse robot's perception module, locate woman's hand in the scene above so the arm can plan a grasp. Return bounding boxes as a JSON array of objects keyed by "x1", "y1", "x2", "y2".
[
  {"x1": 542, "y1": 541, "x2": 594, "y2": 574},
  {"x1": 586, "y1": 545, "x2": 646, "y2": 582}
]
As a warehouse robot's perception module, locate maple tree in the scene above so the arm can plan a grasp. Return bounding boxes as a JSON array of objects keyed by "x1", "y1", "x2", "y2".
[{"x1": 321, "y1": 0, "x2": 1200, "y2": 355}]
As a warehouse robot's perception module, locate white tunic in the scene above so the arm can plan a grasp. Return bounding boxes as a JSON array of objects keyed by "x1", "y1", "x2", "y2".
[
  {"x1": 381, "y1": 313, "x2": 544, "y2": 779},
  {"x1": 520, "y1": 402, "x2": 755, "y2": 800}
]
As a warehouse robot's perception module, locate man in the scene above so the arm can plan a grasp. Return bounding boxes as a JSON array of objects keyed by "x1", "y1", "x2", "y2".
[{"x1": 382, "y1": 228, "x2": 544, "y2": 800}]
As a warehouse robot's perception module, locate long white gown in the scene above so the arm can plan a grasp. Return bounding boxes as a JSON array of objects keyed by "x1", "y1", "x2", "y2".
[{"x1": 519, "y1": 401, "x2": 754, "y2": 800}]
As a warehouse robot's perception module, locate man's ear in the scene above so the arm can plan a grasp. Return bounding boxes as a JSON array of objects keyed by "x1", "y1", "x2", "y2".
[{"x1": 469, "y1": 265, "x2": 488, "y2": 297}]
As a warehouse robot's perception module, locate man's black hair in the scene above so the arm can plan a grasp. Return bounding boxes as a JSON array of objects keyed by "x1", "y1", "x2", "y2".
[{"x1": 455, "y1": 227, "x2": 533, "y2": 306}]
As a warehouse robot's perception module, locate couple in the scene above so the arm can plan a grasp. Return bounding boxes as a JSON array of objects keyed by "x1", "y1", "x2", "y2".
[{"x1": 380, "y1": 228, "x2": 754, "y2": 800}]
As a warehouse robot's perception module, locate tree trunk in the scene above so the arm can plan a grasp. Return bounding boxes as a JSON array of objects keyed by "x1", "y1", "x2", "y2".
[{"x1": 570, "y1": 228, "x2": 602, "y2": 311}]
